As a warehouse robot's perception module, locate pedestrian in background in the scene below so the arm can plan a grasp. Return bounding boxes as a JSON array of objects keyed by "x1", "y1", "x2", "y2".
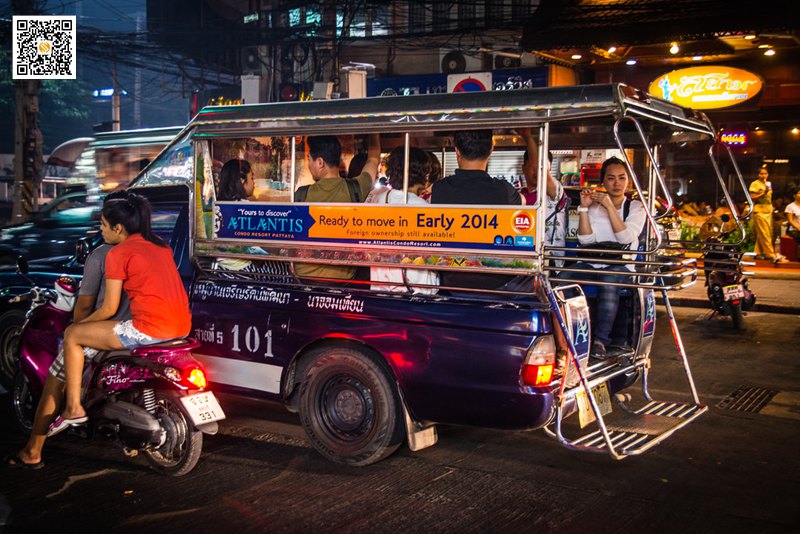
[
  {"x1": 785, "y1": 185, "x2": 800, "y2": 241},
  {"x1": 749, "y1": 165, "x2": 787, "y2": 264}
]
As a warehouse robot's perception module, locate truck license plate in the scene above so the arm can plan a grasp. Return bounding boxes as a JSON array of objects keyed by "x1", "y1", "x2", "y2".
[
  {"x1": 723, "y1": 284, "x2": 745, "y2": 301},
  {"x1": 577, "y1": 382, "x2": 612, "y2": 428},
  {"x1": 180, "y1": 391, "x2": 226, "y2": 426}
]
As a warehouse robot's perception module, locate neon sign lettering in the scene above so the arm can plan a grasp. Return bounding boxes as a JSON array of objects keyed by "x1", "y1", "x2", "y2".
[
  {"x1": 649, "y1": 67, "x2": 763, "y2": 110},
  {"x1": 721, "y1": 132, "x2": 747, "y2": 145}
]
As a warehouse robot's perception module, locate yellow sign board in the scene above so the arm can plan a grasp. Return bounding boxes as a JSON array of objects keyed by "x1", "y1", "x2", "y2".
[{"x1": 649, "y1": 66, "x2": 763, "y2": 110}]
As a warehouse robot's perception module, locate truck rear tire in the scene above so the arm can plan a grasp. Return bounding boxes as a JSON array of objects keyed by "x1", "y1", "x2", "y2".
[{"x1": 299, "y1": 346, "x2": 404, "y2": 466}]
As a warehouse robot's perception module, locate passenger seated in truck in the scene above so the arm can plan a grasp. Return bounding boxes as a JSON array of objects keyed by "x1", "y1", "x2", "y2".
[
  {"x1": 430, "y1": 130, "x2": 522, "y2": 292},
  {"x1": 294, "y1": 134, "x2": 380, "y2": 281},
  {"x1": 215, "y1": 158, "x2": 290, "y2": 282},
  {"x1": 368, "y1": 146, "x2": 439, "y2": 294},
  {"x1": 217, "y1": 158, "x2": 255, "y2": 201},
  {"x1": 420, "y1": 151, "x2": 442, "y2": 201},
  {"x1": 518, "y1": 128, "x2": 568, "y2": 270},
  {"x1": 559, "y1": 157, "x2": 646, "y2": 360}
]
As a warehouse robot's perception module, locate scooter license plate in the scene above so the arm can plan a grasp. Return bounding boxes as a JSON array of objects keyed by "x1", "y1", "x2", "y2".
[
  {"x1": 576, "y1": 382, "x2": 612, "y2": 428},
  {"x1": 723, "y1": 284, "x2": 745, "y2": 301},
  {"x1": 180, "y1": 392, "x2": 226, "y2": 426}
]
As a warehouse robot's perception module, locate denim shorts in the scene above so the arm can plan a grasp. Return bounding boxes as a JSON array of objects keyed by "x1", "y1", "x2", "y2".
[
  {"x1": 113, "y1": 320, "x2": 169, "y2": 350},
  {"x1": 48, "y1": 321, "x2": 168, "y2": 381}
]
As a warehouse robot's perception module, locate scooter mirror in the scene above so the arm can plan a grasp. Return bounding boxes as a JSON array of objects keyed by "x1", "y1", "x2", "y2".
[
  {"x1": 16, "y1": 256, "x2": 29, "y2": 275},
  {"x1": 76, "y1": 236, "x2": 92, "y2": 265}
]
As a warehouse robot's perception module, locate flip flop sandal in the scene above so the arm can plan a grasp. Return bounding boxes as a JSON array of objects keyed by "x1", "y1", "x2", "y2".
[
  {"x1": 4, "y1": 453, "x2": 44, "y2": 470},
  {"x1": 47, "y1": 414, "x2": 89, "y2": 437}
]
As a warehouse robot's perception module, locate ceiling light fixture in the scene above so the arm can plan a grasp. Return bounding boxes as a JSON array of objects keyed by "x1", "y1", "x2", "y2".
[
  {"x1": 669, "y1": 43, "x2": 680, "y2": 54},
  {"x1": 764, "y1": 49, "x2": 776, "y2": 56},
  {"x1": 758, "y1": 44, "x2": 770, "y2": 49},
  {"x1": 692, "y1": 55, "x2": 703, "y2": 61},
  {"x1": 744, "y1": 34, "x2": 757, "y2": 40},
  {"x1": 607, "y1": 46, "x2": 617, "y2": 54},
  {"x1": 626, "y1": 59, "x2": 637, "y2": 65},
  {"x1": 792, "y1": 128, "x2": 799, "y2": 135},
  {"x1": 571, "y1": 54, "x2": 582, "y2": 60}
]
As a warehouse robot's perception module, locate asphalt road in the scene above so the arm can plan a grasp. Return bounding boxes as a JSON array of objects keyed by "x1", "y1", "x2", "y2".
[{"x1": 1, "y1": 306, "x2": 798, "y2": 534}]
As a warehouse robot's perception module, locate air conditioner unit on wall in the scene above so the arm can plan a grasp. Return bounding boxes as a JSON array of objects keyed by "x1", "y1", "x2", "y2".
[
  {"x1": 440, "y1": 50, "x2": 482, "y2": 74},
  {"x1": 241, "y1": 46, "x2": 267, "y2": 75},
  {"x1": 494, "y1": 52, "x2": 522, "y2": 70}
]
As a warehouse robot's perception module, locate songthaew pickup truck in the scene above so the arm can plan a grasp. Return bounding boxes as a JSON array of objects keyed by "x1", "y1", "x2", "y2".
[{"x1": 2, "y1": 84, "x2": 756, "y2": 465}]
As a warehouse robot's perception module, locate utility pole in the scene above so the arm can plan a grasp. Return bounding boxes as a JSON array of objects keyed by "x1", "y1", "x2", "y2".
[
  {"x1": 134, "y1": 12, "x2": 142, "y2": 128},
  {"x1": 12, "y1": 0, "x2": 43, "y2": 223},
  {"x1": 12, "y1": 79, "x2": 42, "y2": 222},
  {"x1": 112, "y1": 63, "x2": 121, "y2": 131}
]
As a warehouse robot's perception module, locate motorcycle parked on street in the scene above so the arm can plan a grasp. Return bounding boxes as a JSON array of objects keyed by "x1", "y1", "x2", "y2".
[
  {"x1": 699, "y1": 213, "x2": 756, "y2": 330},
  {"x1": 10, "y1": 258, "x2": 224, "y2": 476}
]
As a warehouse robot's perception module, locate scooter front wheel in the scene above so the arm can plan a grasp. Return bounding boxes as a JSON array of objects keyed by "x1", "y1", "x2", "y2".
[
  {"x1": 144, "y1": 395, "x2": 203, "y2": 476},
  {"x1": 0, "y1": 309, "x2": 25, "y2": 389},
  {"x1": 11, "y1": 370, "x2": 36, "y2": 433}
]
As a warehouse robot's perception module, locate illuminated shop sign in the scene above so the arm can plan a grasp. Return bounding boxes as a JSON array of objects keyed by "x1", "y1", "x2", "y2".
[
  {"x1": 92, "y1": 87, "x2": 127, "y2": 98},
  {"x1": 721, "y1": 132, "x2": 747, "y2": 145},
  {"x1": 207, "y1": 96, "x2": 242, "y2": 107},
  {"x1": 649, "y1": 66, "x2": 763, "y2": 110}
]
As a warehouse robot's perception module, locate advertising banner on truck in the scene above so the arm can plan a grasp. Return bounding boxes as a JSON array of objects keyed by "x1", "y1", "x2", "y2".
[{"x1": 213, "y1": 202, "x2": 537, "y2": 251}]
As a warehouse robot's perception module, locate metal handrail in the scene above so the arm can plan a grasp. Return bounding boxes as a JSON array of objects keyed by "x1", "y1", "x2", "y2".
[
  {"x1": 612, "y1": 117, "x2": 663, "y2": 255},
  {"x1": 708, "y1": 142, "x2": 749, "y2": 245}
]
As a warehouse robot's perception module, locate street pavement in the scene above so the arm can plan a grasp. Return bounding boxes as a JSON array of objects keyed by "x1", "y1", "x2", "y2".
[
  {"x1": 664, "y1": 258, "x2": 800, "y2": 315},
  {"x1": 1, "y1": 307, "x2": 798, "y2": 533}
]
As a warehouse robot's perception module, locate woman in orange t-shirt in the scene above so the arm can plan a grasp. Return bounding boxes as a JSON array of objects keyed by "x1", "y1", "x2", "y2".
[{"x1": 49, "y1": 192, "x2": 191, "y2": 436}]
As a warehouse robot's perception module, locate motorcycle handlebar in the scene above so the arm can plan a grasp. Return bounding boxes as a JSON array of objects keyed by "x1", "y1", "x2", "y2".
[
  {"x1": 9, "y1": 287, "x2": 57, "y2": 304},
  {"x1": 9, "y1": 293, "x2": 31, "y2": 304}
]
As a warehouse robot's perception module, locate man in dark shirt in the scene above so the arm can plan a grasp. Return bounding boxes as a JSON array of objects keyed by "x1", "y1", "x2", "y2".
[
  {"x1": 430, "y1": 130, "x2": 522, "y2": 291},
  {"x1": 430, "y1": 129, "x2": 522, "y2": 205}
]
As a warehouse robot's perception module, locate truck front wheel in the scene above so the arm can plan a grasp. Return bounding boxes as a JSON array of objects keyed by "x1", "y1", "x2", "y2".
[{"x1": 299, "y1": 347, "x2": 404, "y2": 466}]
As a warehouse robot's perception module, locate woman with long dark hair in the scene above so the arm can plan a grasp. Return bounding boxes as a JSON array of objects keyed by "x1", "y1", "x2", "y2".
[
  {"x1": 367, "y1": 147, "x2": 439, "y2": 294},
  {"x1": 561, "y1": 157, "x2": 647, "y2": 360},
  {"x1": 218, "y1": 158, "x2": 254, "y2": 201},
  {"x1": 48, "y1": 192, "x2": 191, "y2": 436}
]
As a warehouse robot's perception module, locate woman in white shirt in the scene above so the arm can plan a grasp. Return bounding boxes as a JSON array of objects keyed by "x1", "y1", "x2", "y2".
[
  {"x1": 369, "y1": 147, "x2": 438, "y2": 293},
  {"x1": 564, "y1": 157, "x2": 646, "y2": 359},
  {"x1": 786, "y1": 186, "x2": 800, "y2": 240}
]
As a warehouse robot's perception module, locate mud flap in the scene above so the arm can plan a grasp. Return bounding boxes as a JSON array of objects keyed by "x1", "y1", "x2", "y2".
[
  {"x1": 398, "y1": 389, "x2": 437, "y2": 452},
  {"x1": 197, "y1": 422, "x2": 219, "y2": 435}
]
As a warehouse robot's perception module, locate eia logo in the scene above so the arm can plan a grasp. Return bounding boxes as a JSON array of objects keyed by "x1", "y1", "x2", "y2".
[{"x1": 512, "y1": 211, "x2": 534, "y2": 234}]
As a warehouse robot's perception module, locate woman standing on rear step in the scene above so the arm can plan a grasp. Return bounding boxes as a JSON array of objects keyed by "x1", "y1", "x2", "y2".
[{"x1": 562, "y1": 157, "x2": 647, "y2": 360}]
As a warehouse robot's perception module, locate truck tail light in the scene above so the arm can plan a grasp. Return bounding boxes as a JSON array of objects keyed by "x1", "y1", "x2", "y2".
[{"x1": 521, "y1": 335, "x2": 556, "y2": 387}]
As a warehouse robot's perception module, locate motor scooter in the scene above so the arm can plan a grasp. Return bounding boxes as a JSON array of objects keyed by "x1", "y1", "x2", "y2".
[
  {"x1": 700, "y1": 213, "x2": 756, "y2": 330},
  {"x1": 10, "y1": 257, "x2": 224, "y2": 476}
]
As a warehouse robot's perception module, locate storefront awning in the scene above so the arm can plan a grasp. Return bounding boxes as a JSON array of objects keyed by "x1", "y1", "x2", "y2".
[{"x1": 521, "y1": 0, "x2": 800, "y2": 51}]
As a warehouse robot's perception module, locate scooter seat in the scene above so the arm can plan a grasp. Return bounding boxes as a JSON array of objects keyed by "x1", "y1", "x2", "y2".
[
  {"x1": 90, "y1": 338, "x2": 200, "y2": 365},
  {"x1": 132, "y1": 337, "x2": 201, "y2": 356},
  {"x1": 91, "y1": 349, "x2": 130, "y2": 365}
]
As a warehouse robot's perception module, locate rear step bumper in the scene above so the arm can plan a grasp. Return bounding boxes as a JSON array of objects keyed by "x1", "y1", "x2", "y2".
[{"x1": 567, "y1": 400, "x2": 707, "y2": 456}]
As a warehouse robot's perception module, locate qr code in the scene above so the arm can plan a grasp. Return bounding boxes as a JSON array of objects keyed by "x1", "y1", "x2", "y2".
[{"x1": 12, "y1": 16, "x2": 76, "y2": 80}]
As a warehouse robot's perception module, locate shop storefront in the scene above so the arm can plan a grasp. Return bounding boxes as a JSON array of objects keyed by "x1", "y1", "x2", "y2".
[{"x1": 595, "y1": 60, "x2": 800, "y2": 206}]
